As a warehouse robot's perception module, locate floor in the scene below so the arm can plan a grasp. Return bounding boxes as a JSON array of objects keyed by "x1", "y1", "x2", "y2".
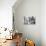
[
  {"x1": 0, "y1": 39, "x2": 16, "y2": 46},
  {"x1": 0, "y1": 33, "x2": 23, "y2": 46}
]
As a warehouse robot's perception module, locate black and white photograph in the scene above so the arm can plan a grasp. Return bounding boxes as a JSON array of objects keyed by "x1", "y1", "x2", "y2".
[{"x1": 24, "y1": 16, "x2": 36, "y2": 25}]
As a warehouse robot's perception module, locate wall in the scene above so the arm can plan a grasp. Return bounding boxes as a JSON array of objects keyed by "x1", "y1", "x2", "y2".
[
  {"x1": 41, "y1": 0, "x2": 46, "y2": 46},
  {"x1": 13, "y1": 0, "x2": 46, "y2": 46},
  {"x1": 13, "y1": 0, "x2": 41, "y2": 46}
]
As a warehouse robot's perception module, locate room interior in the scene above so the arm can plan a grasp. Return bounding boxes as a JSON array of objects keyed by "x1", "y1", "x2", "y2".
[{"x1": 0, "y1": 0, "x2": 46, "y2": 46}]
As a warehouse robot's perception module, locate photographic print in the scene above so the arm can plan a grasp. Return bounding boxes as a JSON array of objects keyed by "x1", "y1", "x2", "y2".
[{"x1": 24, "y1": 16, "x2": 36, "y2": 25}]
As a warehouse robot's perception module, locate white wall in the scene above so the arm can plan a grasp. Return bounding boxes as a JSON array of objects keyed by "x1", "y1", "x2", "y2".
[
  {"x1": 13, "y1": 0, "x2": 46, "y2": 46},
  {"x1": 0, "y1": 0, "x2": 16, "y2": 30},
  {"x1": 41, "y1": 0, "x2": 46, "y2": 46},
  {"x1": 13, "y1": 0, "x2": 41, "y2": 46}
]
